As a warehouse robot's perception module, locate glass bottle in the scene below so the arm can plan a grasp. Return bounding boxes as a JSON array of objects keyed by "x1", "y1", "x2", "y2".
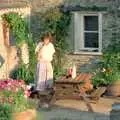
[{"x1": 72, "y1": 63, "x2": 76, "y2": 79}]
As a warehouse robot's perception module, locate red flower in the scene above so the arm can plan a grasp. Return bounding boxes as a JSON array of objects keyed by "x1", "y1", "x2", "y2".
[{"x1": 0, "y1": 79, "x2": 30, "y2": 104}]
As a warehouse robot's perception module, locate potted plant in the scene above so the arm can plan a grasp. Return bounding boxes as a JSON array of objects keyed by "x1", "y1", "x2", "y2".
[
  {"x1": 0, "y1": 79, "x2": 36, "y2": 120},
  {"x1": 92, "y1": 52, "x2": 120, "y2": 85},
  {"x1": 106, "y1": 72, "x2": 120, "y2": 97},
  {"x1": 92, "y1": 67, "x2": 114, "y2": 87}
]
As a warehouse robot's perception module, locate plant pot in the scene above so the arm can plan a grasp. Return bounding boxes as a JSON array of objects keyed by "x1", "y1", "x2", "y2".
[
  {"x1": 106, "y1": 80, "x2": 120, "y2": 97},
  {"x1": 12, "y1": 109, "x2": 36, "y2": 120}
]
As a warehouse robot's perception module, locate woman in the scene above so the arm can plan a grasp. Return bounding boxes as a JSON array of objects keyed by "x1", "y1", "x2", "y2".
[{"x1": 35, "y1": 33, "x2": 55, "y2": 91}]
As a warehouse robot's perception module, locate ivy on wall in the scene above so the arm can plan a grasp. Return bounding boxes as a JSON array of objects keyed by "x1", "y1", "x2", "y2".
[
  {"x1": 38, "y1": 7, "x2": 71, "y2": 77},
  {"x1": 2, "y1": 12, "x2": 36, "y2": 84},
  {"x1": 104, "y1": 0, "x2": 120, "y2": 53},
  {"x1": 1, "y1": 8, "x2": 71, "y2": 82},
  {"x1": 92, "y1": 0, "x2": 120, "y2": 87},
  {"x1": 61, "y1": 4, "x2": 107, "y2": 12},
  {"x1": 2, "y1": 12, "x2": 28, "y2": 47}
]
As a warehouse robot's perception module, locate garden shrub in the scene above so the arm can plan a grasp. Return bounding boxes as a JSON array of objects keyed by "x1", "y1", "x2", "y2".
[
  {"x1": 92, "y1": 53, "x2": 120, "y2": 87},
  {"x1": 92, "y1": 1, "x2": 120, "y2": 87},
  {"x1": 38, "y1": 7, "x2": 71, "y2": 78},
  {"x1": 0, "y1": 104, "x2": 12, "y2": 120},
  {"x1": 2, "y1": 13, "x2": 36, "y2": 84},
  {"x1": 3, "y1": 7, "x2": 71, "y2": 83}
]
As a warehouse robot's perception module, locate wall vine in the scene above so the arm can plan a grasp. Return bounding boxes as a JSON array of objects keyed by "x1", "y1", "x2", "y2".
[
  {"x1": 38, "y1": 7, "x2": 71, "y2": 77},
  {"x1": 2, "y1": 12, "x2": 28, "y2": 47},
  {"x1": 2, "y1": 12, "x2": 36, "y2": 84}
]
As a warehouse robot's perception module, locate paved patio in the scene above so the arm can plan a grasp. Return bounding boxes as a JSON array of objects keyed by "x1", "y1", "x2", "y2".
[{"x1": 37, "y1": 97, "x2": 120, "y2": 120}]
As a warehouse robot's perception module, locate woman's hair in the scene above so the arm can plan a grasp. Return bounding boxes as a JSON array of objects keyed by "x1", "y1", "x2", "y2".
[{"x1": 42, "y1": 32, "x2": 53, "y2": 42}]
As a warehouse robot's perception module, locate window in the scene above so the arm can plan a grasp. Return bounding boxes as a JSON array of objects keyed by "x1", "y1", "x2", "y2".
[{"x1": 73, "y1": 12, "x2": 102, "y2": 54}]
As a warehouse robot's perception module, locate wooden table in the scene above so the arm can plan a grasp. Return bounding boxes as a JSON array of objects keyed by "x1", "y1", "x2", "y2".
[
  {"x1": 54, "y1": 74, "x2": 106, "y2": 106},
  {"x1": 54, "y1": 76, "x2": 84, "y2": 99}
]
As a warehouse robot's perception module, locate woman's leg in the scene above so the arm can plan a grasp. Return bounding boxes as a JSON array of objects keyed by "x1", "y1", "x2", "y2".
[
  {"x1": 36, "y1": 62, "x2": 47, "y2": 91},
  {"x1": 46, "y1": 62, "x2": 53, "y2": 89}
]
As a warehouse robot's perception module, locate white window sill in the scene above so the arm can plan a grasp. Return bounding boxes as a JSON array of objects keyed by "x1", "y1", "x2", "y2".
[{"x1": 73, "y1": 51, "x2": 102, "y2": 56}]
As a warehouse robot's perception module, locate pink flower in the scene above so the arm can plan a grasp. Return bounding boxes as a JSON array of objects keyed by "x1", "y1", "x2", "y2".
[
  {"x1": 18, "y1": 80, "x2": 25, "y2": 85},
  {"x1": 24, "y1": 94, "x2": 28, "y2": 98},
  {"x1": 0, "y1": 79, "x2": 30, "y2": 104},
  {"x1": 7, "y1": 87, "x2": 11, "y2": 91},
  {"x1": 24, "y1": 90, "x2": 30, "y2": 98}
]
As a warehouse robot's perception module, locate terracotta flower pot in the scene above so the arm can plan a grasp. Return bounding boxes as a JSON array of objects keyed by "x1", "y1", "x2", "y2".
[
  {"x1": 107, "y1": 80, "x2": 120, "y2": 97},
  {"x1": 12, "y1": 109, "x2": 36, "y2": 120}
]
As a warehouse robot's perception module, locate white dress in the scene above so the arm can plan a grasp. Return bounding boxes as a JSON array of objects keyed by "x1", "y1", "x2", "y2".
[{"x1": 35, "y1": 42, "x2": 55, "y2": 91}]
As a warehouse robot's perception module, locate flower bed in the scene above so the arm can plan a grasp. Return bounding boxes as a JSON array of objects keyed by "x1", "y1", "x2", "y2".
[{"x1": 0, "y1": 79, "x2": 36, "y2": 119}]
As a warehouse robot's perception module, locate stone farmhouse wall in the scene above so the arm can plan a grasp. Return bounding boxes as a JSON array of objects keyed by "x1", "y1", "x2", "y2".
[{"x1": 31, "y1": 0, "x2": 114, "y2": 72}]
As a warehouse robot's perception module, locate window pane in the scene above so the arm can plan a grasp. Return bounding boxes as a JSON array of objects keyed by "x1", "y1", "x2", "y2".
[
  {"x1": 84, "y1": 32, "x2": 98, "y2": 48},
  {"x1": 84, "y1": 16, "x2": 98, "y2": 31}
]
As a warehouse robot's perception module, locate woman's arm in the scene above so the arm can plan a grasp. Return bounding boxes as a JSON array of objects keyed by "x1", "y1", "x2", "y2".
[
  {"x1": 35, "y1": 42, "x2": 43, "y2": 54},
  {"x1": 50, "y1": 43, "x2": 55, "y2": 55}
]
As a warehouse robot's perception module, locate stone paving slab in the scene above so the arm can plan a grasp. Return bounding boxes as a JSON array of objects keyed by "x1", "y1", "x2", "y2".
[
  {"x1": 37, "y1": 107, "x2": 109, "y2": 120},
  {"x1": 37, "y1": 97, "x2": 120, "y2": 120}
]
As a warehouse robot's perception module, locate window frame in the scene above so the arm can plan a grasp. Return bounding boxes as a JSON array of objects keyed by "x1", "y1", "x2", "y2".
[{"x1": 73, "y1": 12, "x2": 103, "y2": 55}]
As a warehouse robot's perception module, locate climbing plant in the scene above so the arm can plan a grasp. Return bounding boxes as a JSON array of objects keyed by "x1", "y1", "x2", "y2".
[
  {"x1": 2, "y1": 12, "x2": 28, "y2": 47},
  {"x1": 104, "y1": 0, "x2": 120, "y2": 53},
  {"x1": 2, "y1": 12, "x2": 36, "y2": 84},
  {"x1": 92, "y1": 0, "x2": 120, "y2": 87},
  {"x1": 38, "y1": 7, "x2": 71, "y2": 77}
]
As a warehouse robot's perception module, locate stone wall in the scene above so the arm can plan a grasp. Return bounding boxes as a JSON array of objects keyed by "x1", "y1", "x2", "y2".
[
  {"x1": 63, "y1": 0, "x2": 111, "y2": 5},
  {"x1": 0, "y1": 6, "x2": 30, "y2": 79},
  {"x1": 30, "y1": 0, "x2": 117, "y2": 72},
  {"x1": 63, "y1": 54, "x2": 100, "y2": 72},
  {"x1": 61, "y1": 0, "x2": 117, "y2": 72},
  {"x1": 31, "y1": 0, "x2": 63, "y2": 11}
]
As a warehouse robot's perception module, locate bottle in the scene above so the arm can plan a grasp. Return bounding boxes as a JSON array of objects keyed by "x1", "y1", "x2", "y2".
[{"x1": 72, "y1": 63, "x2": 76, "y2": 79}]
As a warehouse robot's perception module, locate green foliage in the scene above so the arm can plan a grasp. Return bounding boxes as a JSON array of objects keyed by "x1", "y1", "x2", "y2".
[
  {"x1": 10, "y1": 63, "x2": 29, "y2": 84},
  {"x1": 0, "y1": 104, "x2": 12, "y2": 120},
  {"x1": 79, "y1": 5, "x2": 107, "y2": 11},
  {"x1": 10, "y1": 41, "x2": 36, "y2": 84},
  {"x1": 39, "y1": 7, "x2": 71, "y2": 77},
  {"x1": 10, "y1": 40, "x2": 36, "y2": 84},
  {"x1": 0, "y1": 80, "x2": 32, "y2": 113},
  {"x1": 2, "y1": 12, "x2": 36, "y2": 84},
  {"x1": 2, "y1": 12, "x2": 28, "y2": 47},
  {"x1": 27, "y1": 35, "x2": 37, "y2": 83},
  {"x1": 92, "y1": 53, "x2": 120, "y2": 87},
  {"x1": 105, "y1": 1, "x2": 120, "y2": 53},
  {"x1": 10, "y1": 35, "x2": 36, "y2": 84},
  {"x1": 61, "y1": 4, "x2": 107, "y2": 12},
  {"x1": 2, "y1": 8, "x2": 71, "y2": 83},
  {"x1": 0, "y1": 55, "x2": 4, "y2": 68},
  {"x1": 92, "y1": 1, "x2": 120, "y2": 87}
]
